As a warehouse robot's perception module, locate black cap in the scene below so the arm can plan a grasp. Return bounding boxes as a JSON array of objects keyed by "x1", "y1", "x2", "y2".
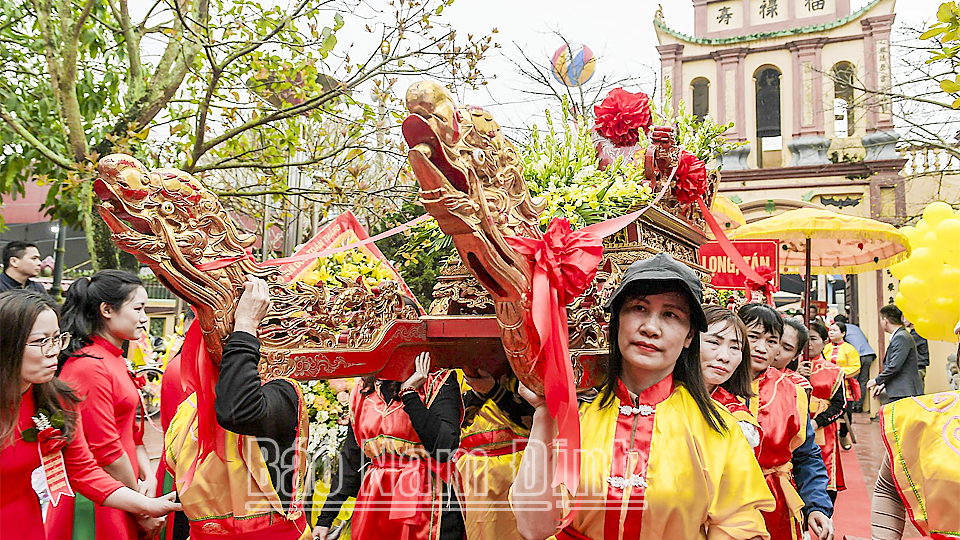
[{"x1": 603, "y1": 252, "x2": 708, "y2": 332}]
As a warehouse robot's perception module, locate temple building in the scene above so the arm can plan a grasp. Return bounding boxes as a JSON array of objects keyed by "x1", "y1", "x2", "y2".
[{"x1": 656, "y1": 0, "x2": 959, "y2": 398}]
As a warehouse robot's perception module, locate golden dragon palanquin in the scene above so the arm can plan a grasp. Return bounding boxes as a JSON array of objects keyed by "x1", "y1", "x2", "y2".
[{"x1": 95, "y1": 81, "x2": 717, "y2": 388}]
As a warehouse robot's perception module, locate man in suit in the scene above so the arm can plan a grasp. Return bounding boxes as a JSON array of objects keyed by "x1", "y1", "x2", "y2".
[{"x1": 867, "y1": 304, "x2": 923, "y2": 405}]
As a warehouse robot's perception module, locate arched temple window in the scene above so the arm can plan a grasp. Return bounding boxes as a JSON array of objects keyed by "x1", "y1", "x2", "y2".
[
  {"x1": 833, "y1": 62, "x2": 856, "y2": 138},
  {"x1": 755, "y1": 66, "x2": 782, "y2": 167},
  {"x1": 691, "y1": 78, "x2": 710, "y2": 121}
]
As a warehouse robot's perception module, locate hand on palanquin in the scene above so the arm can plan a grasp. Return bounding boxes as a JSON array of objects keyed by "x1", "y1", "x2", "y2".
[
  {"x1": 234, "y1": 276, "x2": 271, "y2": 335},
  {"x1": 463, "y1": 368, "x2": 496, "y2": 396},
  {"x1": 807, "y1": 510, "x2": 834, "y2": 540},
  {"x1": 400, "y1": 352, "x2": 431, "y2": 392},
  {"x1": 517, "y1": 381, "x2": 547, "y2": 411},
  {"x1": 312, "y1": 525, "x2": 329, "y2": 540}
]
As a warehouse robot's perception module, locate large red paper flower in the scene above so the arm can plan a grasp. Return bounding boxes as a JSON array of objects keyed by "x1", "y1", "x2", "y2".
[
  {"x1": 593, "y1": 88, "x2": 652, "y2": 147},
  {"x1": 672, "y1": 150, "x2": 708, "y2": 206}
]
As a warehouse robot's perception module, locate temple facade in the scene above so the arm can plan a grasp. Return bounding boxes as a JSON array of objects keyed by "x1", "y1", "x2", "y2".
[{"x1": 656, "y1": 0, "x2": 959, "y2": 397}]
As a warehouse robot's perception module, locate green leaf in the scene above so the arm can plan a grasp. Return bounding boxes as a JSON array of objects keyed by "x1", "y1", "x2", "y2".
[
  {"x1": 50, "y1": 410, "x2": 65, "y2": 429},
  {"x1": 920, "y1": 26, "x2": 946, "y2": 40},
  {"x1": 764, "y1": 199, "x2": 777, "y2": 214},
  {"x1": 729, "y1": 195, "x2": 742, "y2": 204},
  {"x1": 801, "y1": 190, "x2": 815, "y2": 202},
  {"x1": 21, "y1": 428, "x2": 39, "y2": 442},
  {"x1": 941, "y1": 79, "x2": 960, "y2": 93}
]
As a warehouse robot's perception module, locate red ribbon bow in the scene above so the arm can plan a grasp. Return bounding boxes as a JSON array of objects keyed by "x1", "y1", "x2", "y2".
[
  {"x1": 745, "y1": 265, "x2": 779, "y2": 305},
  {"x1": 37, "y1": 427, "x2": 67, "y2": 454},
  {"x1": 505, "y1": 218, "x2": 604, "y2": 498}
]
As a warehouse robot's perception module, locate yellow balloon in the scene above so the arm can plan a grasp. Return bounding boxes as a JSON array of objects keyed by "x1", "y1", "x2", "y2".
[
  {"x1": 897, "y1": 275, "x2": 926, "y2": 302},
  {"x1": 889, "y1": 260, "x2": 910, "y2": 279},
  {"x1": 917, "y1": 219, "x2": 931, "y2": 236},
  {"x1": 935, "y1": 218, "x2": 960, "y2": 254},
  {"x1": 909, "y1": 247, "x2": 936, "y2": 269},
  {"x1": 922, "y1": 201, "x2": 955, "y2": 227},
  {"x1": 935, "y1": 267, "x2": 960, "y2": 292}
]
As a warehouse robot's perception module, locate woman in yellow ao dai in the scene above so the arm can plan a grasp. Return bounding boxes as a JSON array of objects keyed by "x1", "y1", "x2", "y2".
[{"x1": 511, "y1": 254, "x2": 775, "y2": 540}]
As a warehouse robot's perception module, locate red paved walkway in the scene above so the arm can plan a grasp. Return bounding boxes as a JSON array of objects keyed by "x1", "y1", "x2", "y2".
[{"x1": 834, "y1": 412, "x2": 923, "y2": 540}]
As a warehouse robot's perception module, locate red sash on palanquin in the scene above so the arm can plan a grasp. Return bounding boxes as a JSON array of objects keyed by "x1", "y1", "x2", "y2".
[
  {"x1": 808, "y1": 357, "x2": 846, "y2": 491},
  {"x1": 749, "y1": 368, "x2": 808, "y2": 540},
  {"x1": 164, "y1": 381, "x2": 309, "y2": 540},
  {"x1": 349, "y1": 370, "x2": 460, "y2": 540}
]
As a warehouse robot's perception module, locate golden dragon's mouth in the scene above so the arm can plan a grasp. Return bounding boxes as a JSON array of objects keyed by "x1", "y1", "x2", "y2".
[{"x1": 94, "y1": 178, "x2": 155, "y2": 236}]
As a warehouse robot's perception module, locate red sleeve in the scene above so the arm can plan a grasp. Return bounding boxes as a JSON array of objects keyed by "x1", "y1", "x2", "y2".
[
  {"x1": 61, "y1": 359, "x2": 127, "y2": 467},
  {"x1": 63, "y1": 414, "x2": 124, "y2": 504}
]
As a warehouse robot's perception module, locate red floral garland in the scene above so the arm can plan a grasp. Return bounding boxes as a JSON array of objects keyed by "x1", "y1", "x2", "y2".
[
  {"x1": 593, "y1": 88, "x2": 652, "y2": 146},
  {"x1": 672, "y1": 150, "x2": 708, "y2": 206}
]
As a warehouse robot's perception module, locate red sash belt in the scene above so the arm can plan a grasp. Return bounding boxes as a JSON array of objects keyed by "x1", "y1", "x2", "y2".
[
  {"x1": 373, "y1": 454, "x2": 455, "y2": 522},
  {"x1": 189, "y1": 513, "x2": 307, "y2": 540}
]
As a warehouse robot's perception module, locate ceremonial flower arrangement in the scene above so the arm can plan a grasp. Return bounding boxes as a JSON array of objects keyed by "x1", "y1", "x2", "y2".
[
  {"x1": 522, "y1": 102, "x2": 653, "y2": 229},
  {"x1": 593, "y1": 88, "x2": 652, "y2": 146},
  {"x1": 299, "y1": 250, "x2": 396, "y2": 290},
  {"x1": 299, "y1": 379, "x2": 354, "y2": 462}
]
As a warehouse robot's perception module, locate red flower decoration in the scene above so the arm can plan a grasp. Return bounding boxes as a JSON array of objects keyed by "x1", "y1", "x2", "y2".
[
  {"x1": 593, "y1": 88, "x2": 652, "y2": 147},
  {"x1": 672, "y1": 150, "x2": 708, "y2": 206},
  {"x1": 38, "y1": 427, "x2": 67, "y2": 454},
  {"x1": 745, "y1": 265, "x2": 779, "y2": 305}
]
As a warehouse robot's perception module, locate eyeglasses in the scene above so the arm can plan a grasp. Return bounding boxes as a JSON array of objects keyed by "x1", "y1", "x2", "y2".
[{"x1": 26, "y1": 333, "x2": 71, "y2": 355}]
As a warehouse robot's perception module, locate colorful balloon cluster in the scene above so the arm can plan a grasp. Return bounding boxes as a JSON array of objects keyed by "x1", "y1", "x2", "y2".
[{"x1": 890, "y1": 201, "x2": 960, "y2": 342}]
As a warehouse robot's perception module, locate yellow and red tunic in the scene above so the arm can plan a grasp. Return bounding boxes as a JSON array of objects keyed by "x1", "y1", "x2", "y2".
[
  {"x1": 456, "y1": 378, "x2": 530, "y2": 540},
  {"x1": 808, "y1": 357, "x2": 846, "y2": 491},
  {"x1": 548, "y1": 375, "x2": 774, "y2": 540},
  {"x1": 880, "y1": 391, "x2": 960, "y2": 539},
  {"x1": 748, "y1": 368, "x2": 809, "y2": 540},
  {"x1": 164, "y1": 390, "x2": 309, "y2": 540},
  {"x1": 711, "y1": 386, "x2": 762, "y2": 449},
  {"x1": 349, "y1": 370, "x2": 460, "y2": 540},
  {"x1": 823, "y1": 341, "x2": 861, "y2": 401}
]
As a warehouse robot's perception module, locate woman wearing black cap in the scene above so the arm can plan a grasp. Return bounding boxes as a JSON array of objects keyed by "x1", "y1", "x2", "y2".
[{"x1": 511, "y1": 253, "x2": 775, "y2": 540}]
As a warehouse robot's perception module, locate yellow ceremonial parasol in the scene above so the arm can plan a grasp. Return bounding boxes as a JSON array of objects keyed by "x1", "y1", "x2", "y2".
[
  {"x1": 731, "y1": 207, "x2": 911, "y2": 325},
  {"x1": 709, "y1": 194, "x2": 746, "y2": 235}
]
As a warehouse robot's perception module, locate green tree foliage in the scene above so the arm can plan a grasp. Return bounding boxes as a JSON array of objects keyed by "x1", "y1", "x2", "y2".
[
  {"x1": 0, "y1": 0, "x2": 493, "y2": 267},
  {"x1": 921, "y1": 2, "x2": 960, "y2": 107}
]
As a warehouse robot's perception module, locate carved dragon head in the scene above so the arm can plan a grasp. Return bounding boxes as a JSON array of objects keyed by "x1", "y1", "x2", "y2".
[
  {"x1": 95, "y1": 155, "x2": 424, "y2": 374},
  {"x1": 95, "y1": 155, "x2": 276, "y2": 359},
  {"x1": 403, "y1": 81, "x2": 545, "y2": 303}
]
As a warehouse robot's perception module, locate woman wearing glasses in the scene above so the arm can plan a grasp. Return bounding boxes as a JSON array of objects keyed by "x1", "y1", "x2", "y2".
[
  {"x1": 45, "y1": 270, "x2": 159, "y2": 540},
  {"x1": 0, "y1": 290, "x2": 180, "y2": 539}
]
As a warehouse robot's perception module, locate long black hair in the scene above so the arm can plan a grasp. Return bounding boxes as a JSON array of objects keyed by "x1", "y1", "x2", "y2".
[
  {"x1": 0, "y1": 291, "x2": 80, "y2": 447},
  {"x1": 59, "y1": 270, "x2": 144, "y2": 370},
  {"x1": 702, "y1": 304, "x2": 754, "y2": 399},
  {"x1": 599, "y1": 281, "x2": 726, "y2": 433},
  {"x1": 360, "y1": 376, "x2": 401, "y2": 403}
]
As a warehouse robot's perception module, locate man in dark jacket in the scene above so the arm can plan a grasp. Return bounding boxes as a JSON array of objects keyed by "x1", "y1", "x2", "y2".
[
  {"x1": 904, "y1": 319, "x2": 929, "y2": 392},
  {"x1": 0, "y1": 241, "x2": 49, "y2": 296},
  {"x1": 868, "y1": 304, "x2": 923, "y2": 405}
]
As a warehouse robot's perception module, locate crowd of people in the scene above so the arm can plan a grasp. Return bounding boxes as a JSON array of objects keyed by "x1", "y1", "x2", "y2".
[{"x1": 1, "y1": 241, "x2": 957, "y2": 540}]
